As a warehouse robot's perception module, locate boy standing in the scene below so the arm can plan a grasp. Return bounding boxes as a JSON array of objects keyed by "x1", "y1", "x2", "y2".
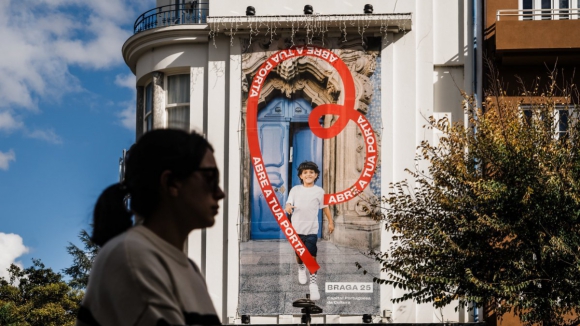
[{"x1": 285, "y1": 161, "x2": 334, "y2": 300}]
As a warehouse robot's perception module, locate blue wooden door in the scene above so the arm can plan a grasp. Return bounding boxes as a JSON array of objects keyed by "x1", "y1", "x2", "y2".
[
  {"x1": 251, "y1": 97, "x2": 322, "y2": 239},
  {"x1": 251, "y1": 98, "x2": 289, "y2": 239}
]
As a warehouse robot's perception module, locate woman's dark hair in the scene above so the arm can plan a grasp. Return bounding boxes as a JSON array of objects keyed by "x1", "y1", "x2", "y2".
[
  {"x1": 91, "y1": 129, "x2": 212, "y2": 247},
  {"x1": 297, "y1": 161, "x2": 320, "y2": 184}
]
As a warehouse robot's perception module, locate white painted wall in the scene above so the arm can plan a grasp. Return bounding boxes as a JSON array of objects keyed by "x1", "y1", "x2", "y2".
[
  {"x1": 434, "y1": 67, "x2": 465, "y2": 118},
  {"x1": 434, "y1": 0, "x2": 466, "y2": 65},
  {"x1": 129, "y1": 0, "x2": 474, "y2": 323},
  {"x1": 136, "y1": 43, "x2": 209, "y2": 85},
  {"x1": 433, "y1": 0, "x2": 469, "y2": 127},
  {"x1": 226, "y1": 36, "x2": 242, "y2": 322}
]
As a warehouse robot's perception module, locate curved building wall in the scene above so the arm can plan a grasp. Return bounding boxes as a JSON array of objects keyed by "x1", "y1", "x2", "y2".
[
  {"x1": 124, "y1": 0, "x2": 475, "y2": 323},
  {"x1": 135, "y1": 43, "x2": 209, "y2": 84}
]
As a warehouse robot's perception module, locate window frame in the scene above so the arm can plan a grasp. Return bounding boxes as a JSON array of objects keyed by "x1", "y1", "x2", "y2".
[
  {"x1": 165, "y1": 73, "x2": 191, "y2": 131},
  {"x1": 520, "y1": 104, "x2": 575, "y2": 139},
  {"x1": 518, "y1": 0, "x2": 580, "y2": 20},
  {"x1": 144, "y1": 81, "x2": 153, "y2": 132}
]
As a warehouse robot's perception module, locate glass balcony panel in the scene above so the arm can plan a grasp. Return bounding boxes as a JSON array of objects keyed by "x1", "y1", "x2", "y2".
[
  {"x1": 523, "y1": 0, "x2": 533, "y2": 20},
  {"x1": 542, "y1": 0, "x2": 552, "y2": 20}
]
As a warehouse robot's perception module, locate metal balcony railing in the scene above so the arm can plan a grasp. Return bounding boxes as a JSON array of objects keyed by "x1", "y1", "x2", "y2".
[
  {"x1": 134, "y1": 2, "x2": 209, "y2": 34},
  {"x1": 497, "y1": 8, "x2": 580, "y2": 21}
]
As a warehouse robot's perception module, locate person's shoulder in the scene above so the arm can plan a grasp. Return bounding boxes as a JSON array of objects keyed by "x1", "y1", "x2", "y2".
[
  {"x1": 89, "y1": 226, "x2": 186, "y2": 299},
  {"x1": 86, "y1": 230, "x2": 136, "y2": 295},
  {"x1": 290, "y1": 185, "x2": 305, "y2": 193},
  {"x1": 81, "y1": 227, "x2": 167, "y2": 326},
  {"x1": 92, "y1": 226, "x2": 159, "y2": 270},
  {"x1": 92, "y1": 230, "x2": 131, "y2": 265},
  {"x1": 124, "y1": 225, "x2": 157, "y2": 247},
  {"x1": 312, "y1": 185, "x2": 325, "y2": 192}
]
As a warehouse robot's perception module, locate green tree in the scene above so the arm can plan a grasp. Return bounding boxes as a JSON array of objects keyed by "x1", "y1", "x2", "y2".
[
  {"x1": 0, "y1": 259, "x2": 82, "y2": 326},
  {"x1": 63, "y1": 229, "x2": 98, "y2": 290},
  {"x1": 360, "y1": 70, "x2": 580, "y2": 325}
]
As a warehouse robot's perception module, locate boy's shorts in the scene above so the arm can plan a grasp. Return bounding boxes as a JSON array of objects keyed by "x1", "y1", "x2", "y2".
[{"x1": 298, "y1": 234, "x2": 318, "y2": 257}]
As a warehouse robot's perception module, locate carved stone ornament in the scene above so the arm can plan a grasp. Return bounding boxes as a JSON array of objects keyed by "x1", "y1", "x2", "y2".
[
  {"x1": 241, "y1": 36, "x2": 382, "y2": 250},
  {"x1": 241, "y1": 37, "x2": 377, "y2": 114}
]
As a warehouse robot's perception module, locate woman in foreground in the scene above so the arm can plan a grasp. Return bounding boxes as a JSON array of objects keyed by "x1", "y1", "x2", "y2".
[{"x1": 77, "y1": 129, "x2": 225, "y2": 326}]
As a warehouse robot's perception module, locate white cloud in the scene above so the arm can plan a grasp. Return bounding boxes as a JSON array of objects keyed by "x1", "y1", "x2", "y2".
[
  {"x1": 25, "y1": 129, "x2": 63, "y2": 144},
  {"x1": 0, "y1": 111, "x2": 24, "y2": 133},
  {"x1": 0, "y1": 110, "x2": 63, "y2": 144},
  {"x1": 118, "y1": 102, "x2": 136, "y2": 131},
  {"x1": 0, "y1": 233, "x2": 29, "y2": 280},
  {"x1": 0, "y1": 150, "x2": 16, "y2": 171},
  {"x1": 0, "y1": 0, "x2": 151, "y2": 135},
  {"x1": 115, "y1": 74, "x2": 137, "y2": 92},
  {"x1": 53, "y1": 21, "x2": 132, "y2": 69},
  {"x1": 115, "y1": 74, "x2": 137, "y2": 131}
]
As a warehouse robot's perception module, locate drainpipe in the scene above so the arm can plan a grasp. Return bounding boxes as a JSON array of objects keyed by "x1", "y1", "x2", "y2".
[
  {"x1": 472, "y1": 0, "x2": 483, "y2": 322},
  {"x1": 475, "y1": 0, "x2": 483, "y2": 109}
]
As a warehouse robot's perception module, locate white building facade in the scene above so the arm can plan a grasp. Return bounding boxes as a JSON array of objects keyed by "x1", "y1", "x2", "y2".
[{"x1": 122, "y1": 0, "x2": 480, "y2": 323}]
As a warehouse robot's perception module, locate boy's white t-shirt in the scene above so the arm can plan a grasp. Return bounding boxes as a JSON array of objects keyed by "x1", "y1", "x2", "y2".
[{"x1": 286, "y1": 185, "x2": 327, "y2": 235}]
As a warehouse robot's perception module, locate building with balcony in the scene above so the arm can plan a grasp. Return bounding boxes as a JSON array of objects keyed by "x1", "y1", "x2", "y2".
[
  {"x1": 121, "y1": 0, "x2": 479, "y2": 324},
  {"x1": 483, "y1": 1, "x2": 580, "y2": 325},
  {"x1": 485, "y1": 0, "x2": 580, "y2": 94}
]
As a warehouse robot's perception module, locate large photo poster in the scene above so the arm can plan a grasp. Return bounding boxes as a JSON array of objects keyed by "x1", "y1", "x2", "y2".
[{"x1": 239, "y1": 36, "x2": 382, "y2": 316}]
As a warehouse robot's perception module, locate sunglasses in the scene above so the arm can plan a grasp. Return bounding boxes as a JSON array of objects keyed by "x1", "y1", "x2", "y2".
[{"x1": 196, "y1": 167, "x2": 220, "y2": 193}]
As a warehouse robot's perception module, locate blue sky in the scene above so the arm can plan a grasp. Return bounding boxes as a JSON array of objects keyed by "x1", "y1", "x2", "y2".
[{"x1": 0, "y1": 0, "x2": 154, "y2": 279}]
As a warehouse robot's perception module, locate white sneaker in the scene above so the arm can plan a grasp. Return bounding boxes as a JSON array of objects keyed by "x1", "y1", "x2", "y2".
[
  {"x1": 298, "y1": 267, "x2": 307, "y2": 284},
  {"x1": 309, "y1": 283, "x2": 320, "y2": 300}
]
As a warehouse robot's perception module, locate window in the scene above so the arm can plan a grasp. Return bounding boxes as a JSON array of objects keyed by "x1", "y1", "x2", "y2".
[
  {"x1": 144, "y1": 82, "x2": 153, "y2": 132},
  {"x1": 521, "y1": 105, "x2": 573, "y2": 139},
  {"x1": 519, "y1": 0, "x2": 579, "y2": 20},
  {"x1": 559, "y1": 0, "x2": 570, "y2": 19},
  {"x1": 557, "y1": 108, "x2": 570, "y2": 139},
  {"x1": 522, "y1": 107, "x2": 534, "y2": 125},
  {"x1": 166, "y1": 74, "x2": 190, "y2": 131},
  {"x1": 542, "y1": 0, "x2": 552, "y2": 19},
  {"x1": 523, "y1": 0, "x2": 533, "y2": 19}
]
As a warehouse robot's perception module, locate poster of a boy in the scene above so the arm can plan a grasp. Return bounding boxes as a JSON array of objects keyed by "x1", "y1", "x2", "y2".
[{"x1": 284, "y1": 161, "x2": 334, "y2": 300}]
